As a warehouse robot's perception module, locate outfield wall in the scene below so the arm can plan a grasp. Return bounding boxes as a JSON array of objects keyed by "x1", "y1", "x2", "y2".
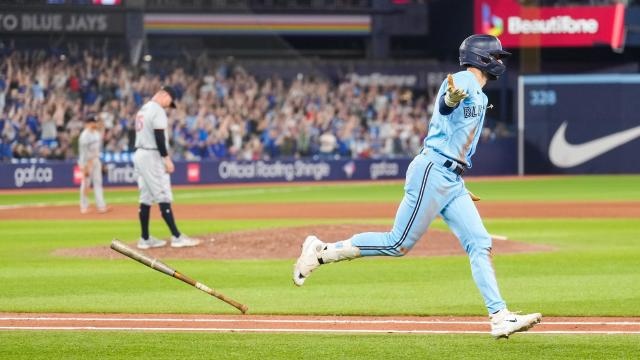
[
  {"x1": 0, "y1": 139, "x2": 516, "y2": 189},
  {"x1": 519, "y1": 74, "x2": 640, "y2": 174}
]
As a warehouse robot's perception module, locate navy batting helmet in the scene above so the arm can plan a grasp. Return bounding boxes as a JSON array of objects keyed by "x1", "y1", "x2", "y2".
[{"x1": 459, "y1": 34, "x2": 511, "y2": 80}]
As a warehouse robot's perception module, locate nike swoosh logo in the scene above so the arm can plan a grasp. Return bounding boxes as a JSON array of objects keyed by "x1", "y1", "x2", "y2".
[{"x1": 548, "y1": 121, "x2": 640, "y2": 168}]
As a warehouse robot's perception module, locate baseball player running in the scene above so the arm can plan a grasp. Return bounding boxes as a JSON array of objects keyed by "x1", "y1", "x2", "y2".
[
  {"x1": 133, "y1": 86, "x2": 200, "y2": 250},
  {"x1": 293, "y1": 35, "x2": 541, "y2": 339},
  {"x1": 78, "y1": 115, "x2": 108, "y2": 214}
]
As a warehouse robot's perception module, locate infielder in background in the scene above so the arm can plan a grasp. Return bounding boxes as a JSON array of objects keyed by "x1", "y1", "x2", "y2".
[
  {"x1": 293, "y1": 35, "x2": 541, "y2": 339},
  {"x1": 133, "y1": 86, "x2": 200, "y2": 250},
  {"x1": 78, "y1": 115, "x2": 108, "y2": 214}
]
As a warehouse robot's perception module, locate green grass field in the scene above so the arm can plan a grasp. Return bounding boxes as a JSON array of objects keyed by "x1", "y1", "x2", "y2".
[
  {"x1": 1, "y1": 175, "x2": 639, "y2": 359},
  {"x1": 2, "y1": 332, "x2": 639, "y2": 360}
]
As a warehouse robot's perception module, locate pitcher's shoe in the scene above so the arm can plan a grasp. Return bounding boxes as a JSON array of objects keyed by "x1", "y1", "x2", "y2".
[
  {"x1": 293, "y1": 235, "x2": 324, "y2": 286},
  {"x1": 137, "y1": 236, "x2": 167, "y2": 249},
  {"x1": 490, "y1": 309, "x2": 542, "y2": 339},
  {"x1": 171, "y1": 234, "x2": 201, "y2": 248},
  {"x1": 97, "y1": 206, "x2": 112, "y2": 214}
]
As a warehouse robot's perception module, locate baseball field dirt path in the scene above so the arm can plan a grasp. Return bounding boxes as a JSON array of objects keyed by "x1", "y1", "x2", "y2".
[
  {"x1": 1, "y1": 313, "x2": 639, "y2": 335},
  {"x1": 54, "y1": 225, "x2": 554, "y2": 260}
]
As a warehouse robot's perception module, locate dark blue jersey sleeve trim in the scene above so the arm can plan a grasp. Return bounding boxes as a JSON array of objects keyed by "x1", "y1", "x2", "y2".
[{"x1": 438, "y1": 94, "x2": 457, "y2": 115}]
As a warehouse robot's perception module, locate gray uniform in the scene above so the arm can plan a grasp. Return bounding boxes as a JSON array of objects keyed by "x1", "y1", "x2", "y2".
[
  {"x1": 78, "y1": 128, "x2": 106, "y2": 211},
  {"x1": 133, "y1": 101, "x2": 173, "y2": 205}
]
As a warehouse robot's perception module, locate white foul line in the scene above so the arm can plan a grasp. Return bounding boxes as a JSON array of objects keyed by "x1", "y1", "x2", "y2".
[
  {"x1": 0, "y1": 326, "x2": 484, "y2": 334},
  {"x1": 0, "y1": 316, "x2": 639, "y2": 326},
  {"x1": 0, "y1": 326, "x2": 639, "y2": 335}
]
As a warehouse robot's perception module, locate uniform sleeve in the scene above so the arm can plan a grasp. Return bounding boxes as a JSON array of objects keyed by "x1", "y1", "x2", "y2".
[
  {"x1": 438, "y1": 94, "x2": 455, "y2": 115},
  {"x1": 78, "y1": 132, "x2": 87, "y2": 147},
  {"x1": 437, "y1": 79, "x2": 454, "y2": 115},
  {"x1": 151, "y1": 107, "x2": 168, "y2": 130},
  {"x1": 154, "y1": 129, "x2": 168, "y2": 157}
]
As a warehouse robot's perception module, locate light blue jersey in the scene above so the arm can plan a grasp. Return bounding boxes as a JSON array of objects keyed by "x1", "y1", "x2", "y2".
[{"x1": 424, "y1": 70, "x2": 488, "y2": 167}]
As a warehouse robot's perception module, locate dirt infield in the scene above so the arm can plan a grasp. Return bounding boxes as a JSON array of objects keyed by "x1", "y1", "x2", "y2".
[
  {"x1": 1, "y1": 313, "x2": 639, "y2": 335},
  {"x1": 2, "y1": 201, "x2": 639, "y2": 220},
  {"x1": 54, "y1": 224, "x2": 554, "y2": 260}
]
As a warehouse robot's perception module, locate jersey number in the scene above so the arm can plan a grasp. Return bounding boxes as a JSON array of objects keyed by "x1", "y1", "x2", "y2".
[{"x1": 135, "y1": 114, "x2": 144, "y2": 132}]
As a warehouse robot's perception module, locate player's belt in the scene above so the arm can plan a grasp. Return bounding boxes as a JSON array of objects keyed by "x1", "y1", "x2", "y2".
[
  {"x1": 443, "y1": 159, "x2": 466, "y2": 176},
  {"x1": 421, "y1": 149, "x2": 468, "y2": 176},
  {"x1": 135, "y1": 147, "x2": 158, "y2": 151}
]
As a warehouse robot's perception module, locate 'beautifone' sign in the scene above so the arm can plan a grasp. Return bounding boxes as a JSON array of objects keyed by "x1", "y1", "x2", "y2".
[
  {"x1": 475, "y1": 0, "x2": 625, "y2": 49},
  {"x1": 508, "y1": 16, "x2": 598, "y2": 35}
]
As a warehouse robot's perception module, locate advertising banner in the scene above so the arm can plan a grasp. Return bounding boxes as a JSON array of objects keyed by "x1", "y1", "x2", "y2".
[
  {"x1": 0, "y1": 146, "x2": 517, "y2": 189},
  {"x1": 0, "y1": 159, "x2": 408, "y2": 189},
  {"x1": 475, "y1": 0, "x2": 625, "y2": 48},
  {"x1": 520, "y1": 74, "x2": 640, "y2": 174}
]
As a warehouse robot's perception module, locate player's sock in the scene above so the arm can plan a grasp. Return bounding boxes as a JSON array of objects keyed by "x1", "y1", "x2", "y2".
[
  {"x1": 159, "y1": 202, "x2": 180, "y2": 238},
  {"x1": 139, "y1": 203, "x2": 151, "y2": 240}
]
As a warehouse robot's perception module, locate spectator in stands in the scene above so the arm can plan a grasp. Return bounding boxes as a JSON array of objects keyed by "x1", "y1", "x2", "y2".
[
  {"x1": 319, "y1": 131, "x2": 337, "y2": 159},
  {"x1": 0, "y1": 49, "x2": 512, "y2": 164}
]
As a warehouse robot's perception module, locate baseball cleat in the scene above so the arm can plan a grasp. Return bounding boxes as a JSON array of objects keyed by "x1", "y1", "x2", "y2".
[
  {"x1": 137, "y1": 236, "x2": 167, "y2": 249},
  {"x1": 293, "y1": 235, "x2": 324, "y2": 286},
  {"x1": 171, "y1": 234, "x2": 201, "y2": 248},
  {"x1": 80, "y1": 208, "x2": 90, "y2": 214},
  {"x1": 490, "y1": 309, "x2": 542, "y2": 339}
]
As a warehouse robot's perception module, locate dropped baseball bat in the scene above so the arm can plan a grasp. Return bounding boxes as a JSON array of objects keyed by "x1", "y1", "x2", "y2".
[{"x1": 110, "y1": 239, "x2": 248, "y2": 314}]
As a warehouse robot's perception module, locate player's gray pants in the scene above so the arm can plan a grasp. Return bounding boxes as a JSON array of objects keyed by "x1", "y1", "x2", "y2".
[
  {"x1": 133, "y1": 149, "x2": 173, "y2": 205},
  {"x1": 80, "y1": 160, "x2": 106, "y2": 211},
  {"x1": 349, "y1": 150, "x2": 506, "y2": 313}
]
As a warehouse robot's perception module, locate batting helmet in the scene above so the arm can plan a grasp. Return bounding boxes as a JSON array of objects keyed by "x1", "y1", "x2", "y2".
[{"x1": 459, "y1": 34, "x2": 511, "y2": 80}]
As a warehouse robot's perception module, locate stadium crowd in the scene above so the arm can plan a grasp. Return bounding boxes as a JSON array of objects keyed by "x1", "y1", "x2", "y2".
[{"x1": 0, "y1": 51, "x2": 510, "y2": 163}]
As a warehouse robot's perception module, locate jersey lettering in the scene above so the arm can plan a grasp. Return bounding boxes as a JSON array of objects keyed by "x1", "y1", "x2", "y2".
[
  {"x1": 463, "y1": 105, "x2": 484, "y2": 119},
  {"x1": 135, "y1": 114, "x2": 144, "y2": 132}
]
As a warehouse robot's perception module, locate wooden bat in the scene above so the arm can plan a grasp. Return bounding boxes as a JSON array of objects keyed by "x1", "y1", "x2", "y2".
[{"x1": 110, "y1": 239, "x2": 248, "y2": 314}]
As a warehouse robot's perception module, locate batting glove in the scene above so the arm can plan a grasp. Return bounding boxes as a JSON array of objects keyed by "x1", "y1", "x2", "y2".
[{"x1": 444, "y1": 74, "x2": 468, "y2": 107}]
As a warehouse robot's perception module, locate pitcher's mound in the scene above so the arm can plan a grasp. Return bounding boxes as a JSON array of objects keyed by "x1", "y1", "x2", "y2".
[{"x1": 54, "y1": 224, "x2": 553, "y2": 260}]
